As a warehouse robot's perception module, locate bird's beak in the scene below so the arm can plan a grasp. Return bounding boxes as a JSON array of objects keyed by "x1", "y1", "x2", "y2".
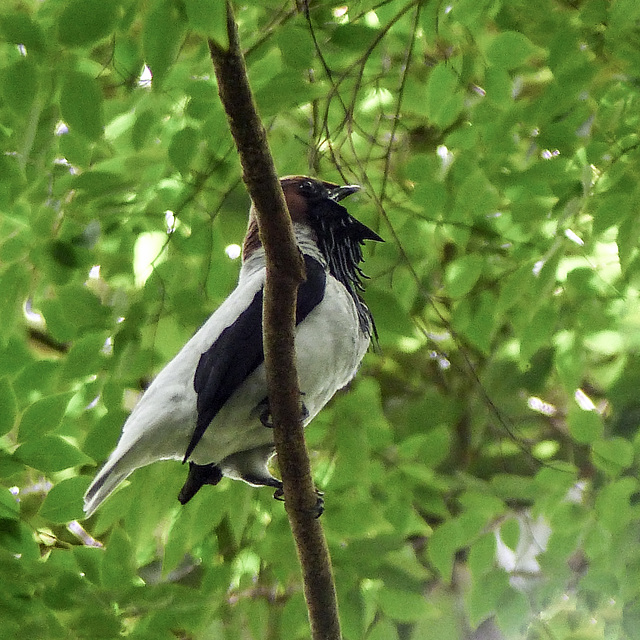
[
  {"x1": 329, "y1": 184, "x2": 361, "y2": 202},
  {"x1": 328, "y1": 183, "x2": 384, "y2": 243}
]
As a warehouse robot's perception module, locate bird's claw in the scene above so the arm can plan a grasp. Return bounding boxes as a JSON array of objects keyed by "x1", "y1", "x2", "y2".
[
  {"x1": 272, "y1": 487, "x2": 325, "y2": 518},
  {"x1": 258, "y1": 396, "x2": 309, "y2": 428},
  {"x1": 259, "y1": 403, "x2": 274, "y2": 428},
  {"x1": 313, "y1": 489, "x2": 325, "y2": 518}
]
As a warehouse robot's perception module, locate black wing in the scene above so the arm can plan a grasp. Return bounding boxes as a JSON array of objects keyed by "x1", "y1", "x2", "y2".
[{"x1": 184, "y1": 255, "x2": 327, "y2": 462}]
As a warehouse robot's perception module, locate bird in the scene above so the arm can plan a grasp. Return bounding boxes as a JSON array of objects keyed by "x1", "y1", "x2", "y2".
[{"x1": 83, "y1": 175, "x2": 383, "y2": 517}]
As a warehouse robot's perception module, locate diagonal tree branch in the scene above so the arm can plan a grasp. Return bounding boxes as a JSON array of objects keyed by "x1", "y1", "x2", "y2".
[{"x1": 208, "y1": 3, "x2": 342, "y2": 639}]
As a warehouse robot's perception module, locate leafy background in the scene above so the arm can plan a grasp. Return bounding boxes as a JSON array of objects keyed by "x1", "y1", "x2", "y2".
[{"x1": 1, "y1": 0, "x2": 640, "y2": 638}]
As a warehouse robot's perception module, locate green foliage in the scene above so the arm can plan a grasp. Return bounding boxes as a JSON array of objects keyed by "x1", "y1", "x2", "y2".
[{"x1": 1, "y1": 0, "x2": 640, "y2": 638}]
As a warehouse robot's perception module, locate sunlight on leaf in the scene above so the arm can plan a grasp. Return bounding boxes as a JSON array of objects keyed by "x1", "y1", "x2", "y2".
[{"x1": 133, "y1": 232, "x2": 167, "y2": 287}]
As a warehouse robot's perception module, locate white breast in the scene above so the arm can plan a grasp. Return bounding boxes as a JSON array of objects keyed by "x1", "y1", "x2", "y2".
[
  {"x1": 190, "y1": 271, "x2": 369, "y2": 465},
  {"x1": 295, "y1": 275, "x2": 370, "y2": 416}
]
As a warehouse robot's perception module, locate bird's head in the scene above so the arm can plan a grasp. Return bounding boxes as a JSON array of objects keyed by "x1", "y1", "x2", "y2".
[
  {"x1": 244, "y1": 175, "x2": 382, "y2": 265},
  {"x1": 281, "y1": 175, "x2": 382, "y2": 243}
]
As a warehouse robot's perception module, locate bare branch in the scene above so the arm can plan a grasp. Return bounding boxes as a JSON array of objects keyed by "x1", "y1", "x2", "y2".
[{"x1": 208, "y1": 4, "x2": 342, "y2": 639}]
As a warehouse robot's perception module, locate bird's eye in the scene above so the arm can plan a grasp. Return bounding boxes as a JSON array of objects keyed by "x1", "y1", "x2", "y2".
[{"x1": 298, "y1": 180, "x2": 316, "y2": 196}]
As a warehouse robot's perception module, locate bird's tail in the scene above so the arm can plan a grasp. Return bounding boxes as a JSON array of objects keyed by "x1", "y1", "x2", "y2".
[
  {"x1": 83, "y1": 454, "x2": 134, "y2": 518},
  {"x1": 84, "y1": 403, "x2": 191, "y2": 517}
]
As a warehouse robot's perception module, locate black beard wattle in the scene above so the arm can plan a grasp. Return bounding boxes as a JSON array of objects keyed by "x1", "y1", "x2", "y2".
[{"x1": 311, "y1": 203, "x2": 378, "y2": 340}]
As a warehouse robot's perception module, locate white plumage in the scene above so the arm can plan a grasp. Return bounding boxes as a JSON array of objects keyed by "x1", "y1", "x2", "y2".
[{"x1": 84, "y1": 177, "x2": 380, "y2": 517}]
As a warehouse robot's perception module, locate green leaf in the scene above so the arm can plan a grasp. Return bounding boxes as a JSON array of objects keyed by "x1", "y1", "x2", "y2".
[
  {"x1": 449, "y1": 0, "x2": 494, "y2": 29},
  {"x1": 468, "y1": 533, "x2": 496, "y2": 577},
  {"x1": 168, "y1": 126, "x2": 199, "y2": 173},
  {"x1": 397, "y1": 425, "x2": 451, "y2": 468},
  {"x1": 617, "y1": 214, "x2": 640, "y2": 273},
  {"x1": 364, "y1": 286, "x2": 414, "y2": 340},
  {"x1": 495, "y1": 587, "x2": 530, "y2": 636},
  {"x1": 60, "y1": 333, "x2": 106, "y2": 381},
  {"x1": 72, "y1": 546, "x2": 104, "y2": 585},
  {"x1": 0, "y1": 487, "x2": 19, "y2": 520},
  {"x1": 14, "y1": 435, "x2": 93, "y2": 472},
  {"x1": 458, "y1": 492, "x2": 504, "y2": 520},
  {"x1": 487, "y1": 31, "x2": 539, "y2": 69},
  {"x1": 143, "y1": 0, "x2": 187, "y2": 89},
  {"x1": 425, "y1": 63, "x2": 464, "y2": 128},
  {"x1": 58, "y1": 130, "x2": 92, "y2": 168},
  {"x1": 0, "y1": 263, "x2": 30, "y2": 338},
  {"x1": 254, "y1": 72, "x2": 326, "y2": 117},
  {"x1": 0, "y1": 154, "x2": 26, "y2": 207},
  {"x1": 567, "y1": 407, "x2": 603, "y2": 444},
  {"x1": 367, "y1": 620, "x2": 400, "y2": 640},
  {"x1": 0, "y1": 13, "x2": 46, "y2": 52},
  {"x1": 496, "y1": 264, "x2": 535, "y2": 314},
  {"x1": 102, "y1": 528, "x2": 136, "y2": 589},
  {"x1": 593, "y1": 194, "x2": 630, "y2": 234},
  {"x1": 18, "y1": 393, "x2": 73, "y2": 441},
  {"x1": 499, "y1": 517, "x2": 520, "y2": 550},
  {"x1": 427, "y1": 63, "x2": 458, "y2": 99},
  {"x1": 534, "y1": 464, "x2": 578, "y2": 498},
  {"x1": 0, "y1": 378, "x2": 17, "y2": 437},
  {"x1": 2, "y1": 58, "x2": 38, "y2": 114},
  {"x1": 69, "y1": 609, "x2": 122, "y2": 638},
  {"x1": 58, "y1": 285, "x2": 110, "y2": 332},
  {"x1": 164, "y1": 488, "x2": 228, "y2": 572},
  {"x1": 60, "y1": 71, "x2": 104, "y2": 141},
  {"x1": 427, "y1": 518, "x2": 461, "y2": 580},
  {"x1": 0, "y1": 451, "x2": 23, "y2": 478},
  {"x1": 555, "y1": 338, "x2": 584, "y2": 390},
  {"x1": 83, "y1": 408, "x2": 128, "y2": 463},
  {"x1": 0, "y1": 337, "x2": 31, "y2": 378},
  {"x1": 131, "y1": 109, "x2": 156, "y2": 150},
  {"x1": 184, "y1": 0, "x2": 227, "y2": 47},
  {"x1": 519, "y1": 304, "x2": 556, "y2": 363},
  {"x1": 73, "y1": 171, "x2": 130, "y2": 196},
  {"x1": 454, "y1": 169, "x2": 501, "y2": 218},
  {"x1": 484, "y1": 67, "x2": 512, "y2": 107},
  {"x1": 276, "y1": 26, "x2": 314, "y2": 71},
  {"x1": 39, "y1": 476, "x2": 91, "y2": 523},
  {"x1": 595, "y1": 477, "x2": 637, "y2": 534},
  {"x1": 455, "y1": 290, "x2": 498, "y2": 353},
  {"x1": 57, "y1": 0, "x2": 118, "y2": 47},
  {"x1": 0, "y1": 519, "x2": 39, "y2": 560},
  {"x1": 445, "y1": 254, "x2": 483, "y2": 298},
  {"x1": 592, "y1": 437, "x2": 634, "y2": 475},
  {"x1": 490, "y1": 474, "x2": 536, "y2": 502},
  {"x1": 468, "y1": 569, "x2": 510, "y2": 627},
  {"x1": 378, "y1": 587, "x2": 435, "y2": 623}
]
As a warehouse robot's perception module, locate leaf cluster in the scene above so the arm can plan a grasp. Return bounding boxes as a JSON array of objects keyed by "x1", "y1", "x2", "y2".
[{"x1": 2, "y1": 0, "x2": 640, "y2": 638}]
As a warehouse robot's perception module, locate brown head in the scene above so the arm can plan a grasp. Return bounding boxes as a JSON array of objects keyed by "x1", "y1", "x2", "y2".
[{"x1": 243, "y1": 175, "x2": 382, "y2": 261}]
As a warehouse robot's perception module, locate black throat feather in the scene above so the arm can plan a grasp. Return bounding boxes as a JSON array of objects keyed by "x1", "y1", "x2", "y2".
[{"x1": 309, "y1": 201, "x2": 377, "y2": 341}]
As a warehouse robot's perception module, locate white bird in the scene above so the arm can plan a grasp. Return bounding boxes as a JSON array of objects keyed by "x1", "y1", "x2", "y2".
[{"x1": 84, "y1": 176, "x2": 382, "y2": 517}]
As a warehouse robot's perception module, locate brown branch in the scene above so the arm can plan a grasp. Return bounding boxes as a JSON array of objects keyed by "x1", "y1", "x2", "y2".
[{"x1": 208, "y1": 4, "x2": 342, "y2": 639}]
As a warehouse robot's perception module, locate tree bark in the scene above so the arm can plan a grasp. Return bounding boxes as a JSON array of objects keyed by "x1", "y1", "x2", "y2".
[{"x1": 208, "y1": 4, "x2": 342, "y2": 639}]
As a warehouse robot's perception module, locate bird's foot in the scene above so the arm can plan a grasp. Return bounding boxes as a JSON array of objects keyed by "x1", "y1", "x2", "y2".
[
  {"x1": 312, "y1": 489, "x2": 325, "y2": 518},
  {"x1": 273, "y1": 486, "x2": 325, "y2": 518},
  {"x1": 258, "y1": 395, "x2": 309, "y2": 428},
  {"x1": 258, "y1": 398, "x2": 273, "y2": 428}
]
